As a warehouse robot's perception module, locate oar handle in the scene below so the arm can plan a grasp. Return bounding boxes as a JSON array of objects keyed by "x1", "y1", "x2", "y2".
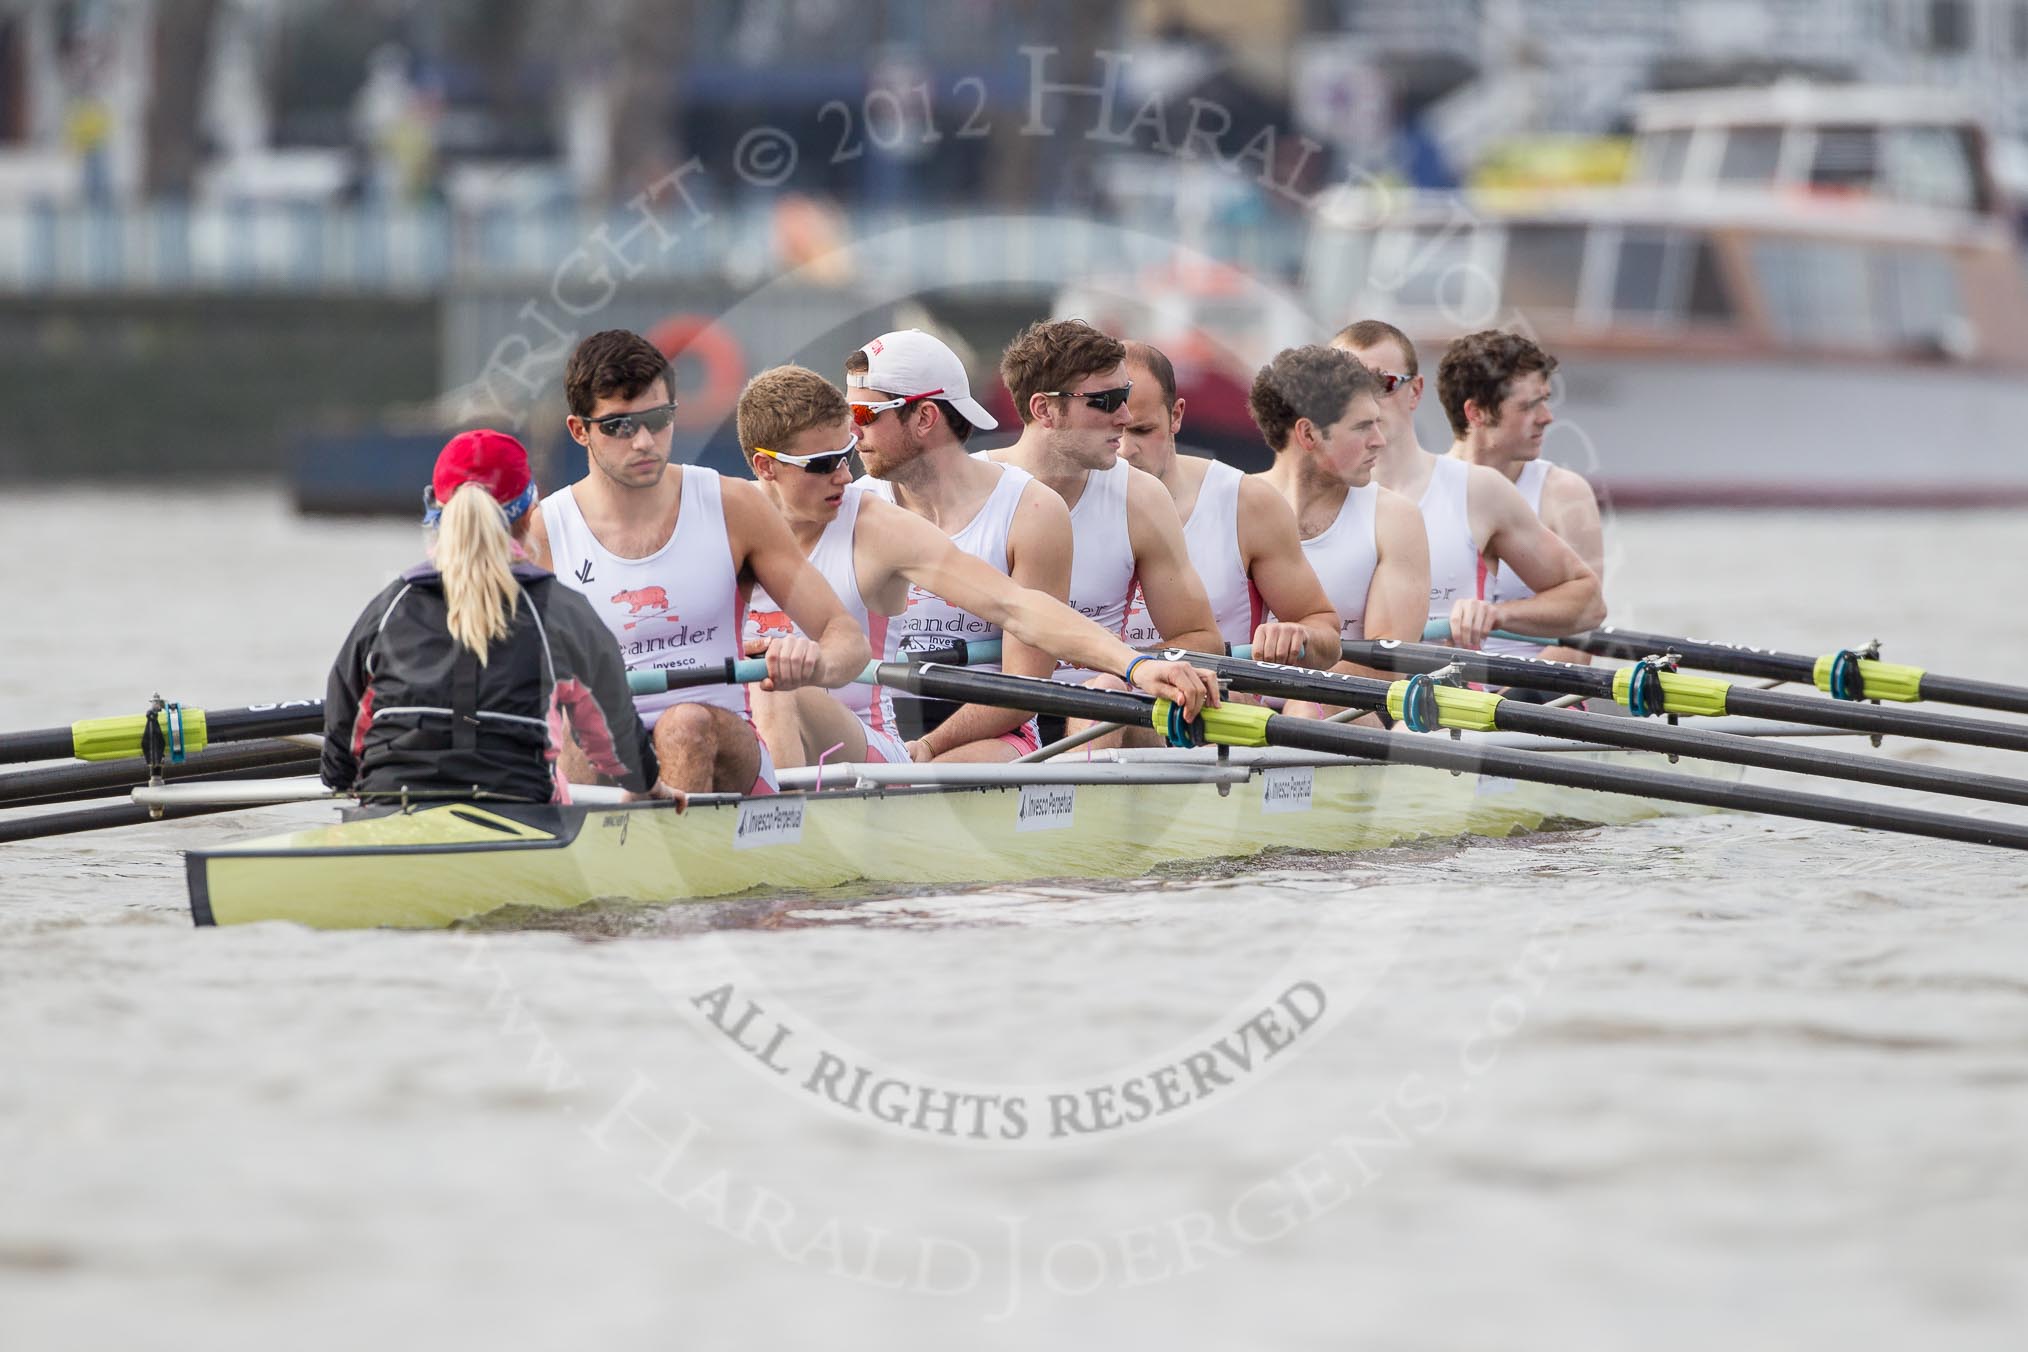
[{"x1": 628, "y1": 639, "x2": 1004, "y2": 696}]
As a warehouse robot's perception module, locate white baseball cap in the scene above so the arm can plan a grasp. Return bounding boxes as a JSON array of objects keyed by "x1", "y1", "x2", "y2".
[{"x1": 848, "y1": 328, "x2": 999, "y2": 431}]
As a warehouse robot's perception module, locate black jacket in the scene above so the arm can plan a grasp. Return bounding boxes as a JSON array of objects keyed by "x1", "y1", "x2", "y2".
[{"x1": 322, "y1": 562, "x2": 656, "y2": 801}]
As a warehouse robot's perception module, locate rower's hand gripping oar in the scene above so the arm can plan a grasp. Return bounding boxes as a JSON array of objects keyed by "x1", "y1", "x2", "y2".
[
  {"x1": 1428, "y1": 621, "x2": 2028, "y2": 718},
  {"x1": 626, "y1": 638, "x2": 1003, "y2": 696},
  {"x1": 875, "y1": 661, "x2": 2028, "y2": 853},
  {"x1": 1355, "y1": 638, "x2": 2028, "y2": 756}
]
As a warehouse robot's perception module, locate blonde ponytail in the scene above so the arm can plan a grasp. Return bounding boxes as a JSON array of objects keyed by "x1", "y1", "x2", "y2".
[{"x1": 435, "y1": 482, "x2": 520, "y2": 664}]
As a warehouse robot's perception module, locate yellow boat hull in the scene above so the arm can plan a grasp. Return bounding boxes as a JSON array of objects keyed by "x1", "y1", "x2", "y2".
[{"x1": 187, "y1": 748, "x2": 1729, "y2": 929}]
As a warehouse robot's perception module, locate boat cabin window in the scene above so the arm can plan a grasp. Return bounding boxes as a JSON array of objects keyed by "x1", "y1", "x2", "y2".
[
  {"x1": 1717, "y1": 127, "x2": 1784, "y2": 186},
  {"x1": 1752, "y1": 239, "x2": 1968, "y2": 354},
  {"x1": 1501, "y1": 224, "x2": 1586, "y2": 313},
  {"x1": 1634, "y1": 128, "x2": 1692, "y2": 185},
  {"x1": 1606, "y1": 228, "x2": 1732, "y2": 326},
  {"x1": 1881, "y1": 125, "x2": 1984, "y2": 212},
  {"x1": 1809, "y1": 127, "x2": 1878, "y2": 191},
  {"x1": 1369, "y1": 224, "x2": 1499, "y2": 318}
]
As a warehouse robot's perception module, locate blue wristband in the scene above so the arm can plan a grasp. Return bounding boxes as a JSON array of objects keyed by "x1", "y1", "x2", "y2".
[{"x1": 1123, "y1": 654, "x2": 1154, "y2": 686}]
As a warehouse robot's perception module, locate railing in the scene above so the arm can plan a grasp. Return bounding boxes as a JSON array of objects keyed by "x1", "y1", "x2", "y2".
[{"x1": 0, "y1": 202, "x2": 1313, "y2": 294}]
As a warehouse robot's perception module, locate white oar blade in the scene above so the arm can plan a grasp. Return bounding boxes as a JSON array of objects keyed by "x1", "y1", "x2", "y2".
[{"x1": 132, "y1": 779, "x2": 346, "y2": 808}]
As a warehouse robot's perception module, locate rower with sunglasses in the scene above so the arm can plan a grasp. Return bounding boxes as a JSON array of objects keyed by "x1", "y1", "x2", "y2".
[
  {"x1": 845, "y1": 328, "x2": 1217, "y2": 761},
  {"x1": 736, "y1": 364, "x2": 1219, "y2": 767},
  {"x1": 528, "y1": 329, "x2": 870, "y2": 795},
  {"x1": 1331, "y1": 320, "x2": 1603, "y2": 651},
  {"x1": 987, "y1": 319, "x2": 1223, "y2": 750}
]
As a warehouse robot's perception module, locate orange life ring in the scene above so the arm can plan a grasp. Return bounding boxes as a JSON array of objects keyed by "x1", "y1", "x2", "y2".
[{"x1": 646, "y1": 314, "x2": 745, "y2": 430}]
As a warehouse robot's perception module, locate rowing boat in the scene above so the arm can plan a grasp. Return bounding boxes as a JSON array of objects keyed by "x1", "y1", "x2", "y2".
[{"x1": 182, "y1": 737, "x2": 1736, "y2": 929}]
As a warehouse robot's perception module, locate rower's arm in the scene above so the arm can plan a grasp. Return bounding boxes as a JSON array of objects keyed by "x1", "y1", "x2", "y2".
[
  {"x1": 318, "y1": 589, "x2": 389, "y2": 789},
  {"x1": 1473, "y1": 464, "x2": 1605, "y2": 637},
  {"x1": 723, "y1": 479, "x2": 869, "y2": 688},
  {"x1": 1123, "y1": 467, "x2": 1221, "y2": 653},
  {"x1": 900, "y1": 483, "x2": 1069, "y2": 752},
  {"x1": 869, "y1": 496, "x2": 1139, "y2": 679},
  {"x1": 1338, "y1": 488, "x2": 1429, "y2": 678},
  {"x1": 523, "y1": 503, "x2": 553, "y2": 570},
  {"x1": 1535, "y1": 466, "x2": 1606, "y2": 664},
  {"x1": 1234, "y1": 475, "x2": 1341, "y2": 669}
]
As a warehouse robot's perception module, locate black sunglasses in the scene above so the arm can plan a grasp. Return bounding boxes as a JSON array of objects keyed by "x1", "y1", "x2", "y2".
[
  {"x1": 1040, "y1": 381, "x2": 1132, "y2": 414},
  {"x1": 584, "y1": 402, "x2": 679, "y2": 438}
]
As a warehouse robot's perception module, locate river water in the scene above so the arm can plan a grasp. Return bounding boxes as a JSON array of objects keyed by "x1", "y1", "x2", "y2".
[{"x1": 3, "y1": 489, "x2": 2026, "y2": 1349}]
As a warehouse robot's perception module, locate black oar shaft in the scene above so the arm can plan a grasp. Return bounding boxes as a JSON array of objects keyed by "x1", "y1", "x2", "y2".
[
  {"x1": 1191, "y1": 650, "x2": 2028, "y2": 810},
  {"x1": 1257, "y1": 716, "x2": 2028, "y2": 853},
  {"x1": 1569, "y1": 627, "x2": 1816, "y2": 682},
  {"x1": 1344, "y1": 641, "x2": 2028, "y2": 755},
  {"x1": 0, "y1": 799, "x2": 255, "y2": 845},
  {"x1": 1567, "y1": 626, "x2": 2028, "y2": 717},
  {"x1": 881, "y1": 662, "x2": 2028, "y2": 853},
  {"x1": 0, "y1": 741, "x2": 321, "y2": 809},
  {"x1": 1915, "y1": 673, "x2": 2028, "y2": 717},
  {"x1": 0, "y1": 703, "x2": 323, "y2": 766}
]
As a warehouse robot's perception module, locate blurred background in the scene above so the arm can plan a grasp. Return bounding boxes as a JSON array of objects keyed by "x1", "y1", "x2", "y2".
[{"x1": 3, "y1": 0, "x2": 2027, "y2": 509}]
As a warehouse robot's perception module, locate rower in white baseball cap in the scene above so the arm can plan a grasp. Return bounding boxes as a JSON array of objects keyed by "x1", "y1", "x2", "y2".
[{"x1": 846, "y1": 328, "x2": 1000, "y2": 434}]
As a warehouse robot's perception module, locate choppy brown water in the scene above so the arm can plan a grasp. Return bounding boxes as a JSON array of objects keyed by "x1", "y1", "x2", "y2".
[{"x1": 3, "y1": 489, "x2": 2027, "y2": 1349}]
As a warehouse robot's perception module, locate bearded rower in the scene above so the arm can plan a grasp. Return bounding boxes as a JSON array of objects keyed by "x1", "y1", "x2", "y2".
[
  {"x1": 1248, "y1": 345, "x2": 1428, "y2": 707},
  {"x1": 841, "y1": 328, "x2": 1200, "y2": 761},
  {"x1": 527, "y1": 329, "x2": 870, "y2": 794},
  {"x1": 1440, "y1": 330, "x2": 1606, "y2": 668},
  {"x1": 736, "y1": 364, "x2": 1219, "y2": 767},
  {"x1": 1115, "y1": 340, "x2": 1340, "y2": 667},
  {"x1": 986, "y1": 320, "x2": 1221, "y2": 747},
  {"x1": 1332, "y1": 320, "x2": 1603, "y2": 650}
]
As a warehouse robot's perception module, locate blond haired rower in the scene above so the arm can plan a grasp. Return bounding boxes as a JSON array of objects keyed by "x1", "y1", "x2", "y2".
[
  {"x1": 737, "y1": 364, "x2": 1219, "y2": 767},
  {"x1": 1247, "y1": 346, "x2": 1428, "y2": 711},
  {"x1": 1332, "y1": 319, "x2": 1603, "y2": 650},
  {"x1": 1115, "y1": 339, "x2": 1340, "y2": 666},
  {"x1": 528, "y1": 329, "x2": 869, "y2": 795}
]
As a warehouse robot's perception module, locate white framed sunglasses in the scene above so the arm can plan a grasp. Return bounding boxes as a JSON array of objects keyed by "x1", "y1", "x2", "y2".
[{"x1": 753, "y1": 431, "x2": 859, "y2": 474}]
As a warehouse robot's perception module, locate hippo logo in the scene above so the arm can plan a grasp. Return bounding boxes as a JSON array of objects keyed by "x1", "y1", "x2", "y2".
[
  {"x1": 748, "y1": 609, "x2": 794, "y2": 638},
  {"x1": 611, "y1": 586, "x2": 669, "y2": 615}
]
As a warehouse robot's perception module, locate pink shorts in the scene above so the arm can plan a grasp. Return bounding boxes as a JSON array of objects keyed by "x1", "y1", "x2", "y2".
[{"x1": 995, "y1": 719, "x2": 1040, "y2": 757}]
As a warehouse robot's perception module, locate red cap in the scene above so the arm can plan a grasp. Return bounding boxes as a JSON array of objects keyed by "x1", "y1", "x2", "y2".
[{"x1": 432, "y1": 429, "x2": 533, "y2": 511}]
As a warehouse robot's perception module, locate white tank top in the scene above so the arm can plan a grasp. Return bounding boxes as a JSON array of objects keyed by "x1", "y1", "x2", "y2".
[
  {"x1": 1059, "y1": 459, "x2": 1139, "y2": 684},
  {"x1": 863, "y1": 461, "x2": 1032, "y2": 699},
  {"x1": 1121, "y1": 459, "x2": 1255, "y2": 650},
  {"x1": 1280, "y1": 483, "x2": 1379, "y2": 641},
  {"x1": 1421, "y1": 455, "x2": 1481, "y2": 629},
  {"x1": 744, "y1": 482, "x2": 899, "y2": 738},
  {"x1": 540, "y1": 465, "x2": 748, "y2": 723},
  {"x1": 1485, "y1": 459, "x2": 1553, "y2": 659}
]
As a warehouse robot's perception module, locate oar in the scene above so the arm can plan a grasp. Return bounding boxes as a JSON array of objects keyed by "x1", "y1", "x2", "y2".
[
  {"x1": 1205, "y1": 648, "x2": 2028, "y2": 810},
  {"x1": 0, "y1": 739, "x2": 320, "y2": 809},
  {"x1": 0, "y1": 699, "x2": 323, "y2": 766},
  {"x1": 1427, "y1": 621, "x2": 2028, "y2": 717},
  {"x1": 0, "y1": 639, "x2": 1006, "y2": 770},
  {"x1": 1350, "y1": 638, "x2": 2028, "y2": 755},
  {"x1": 873, "y1": 662, "x2": 2028, "y2": 852},
  {"x1": 625, "y1": 639, "x2": 1003, "y2": 696},
  {"x1": 0, "y1": 798, "x2": 273, "y2": 845}
]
